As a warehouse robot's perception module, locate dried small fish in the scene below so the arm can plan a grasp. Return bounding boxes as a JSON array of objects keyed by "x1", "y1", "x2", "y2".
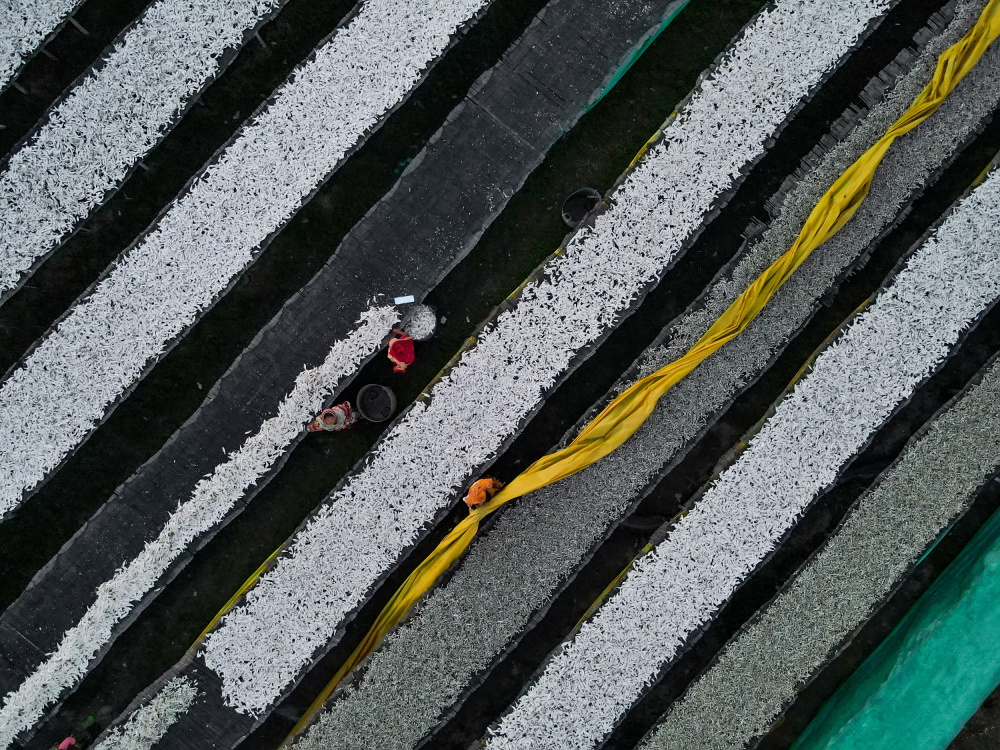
[
  {"x1": 294, "y1": 5, "x2": 1000, "y2": 745},
  {"x1": 0, "y1": 308, "x2": 394, "y2": 747},
  {"x1": 0, "y1": 1, "x2": 81, "y2": 88},
  {"x1": 200, "y1": 0, "x2": 899, "y2": 720},
  {"x1": 0, "y1": 0, "x2": 491, "y2": 519},
  {"x1": 0, "y1": 0, "x2": 283, "y2": 294},
  {"x1": 95, "y1": 677, "x2": 198, "y2": 750},
  {"x1": 487, "y1": 167, "x2": 1000, "y2": 750},
  {"x1": 646, "y1": 347, "x2": 1000, "y2": 750}
]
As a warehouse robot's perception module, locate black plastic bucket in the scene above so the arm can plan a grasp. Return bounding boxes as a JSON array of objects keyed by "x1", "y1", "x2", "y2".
[
  {"x1": 561, "y1": 187, "x2": 602, "y2": 228},
  {"x1": 356, "y1": 384, "x2": 397, "y2": 422}
]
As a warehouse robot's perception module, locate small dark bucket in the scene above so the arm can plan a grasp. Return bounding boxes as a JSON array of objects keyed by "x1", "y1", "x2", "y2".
[
  {"x1": 561, "y1": 187, "x2": 601, "y2": 228},
  {"x1": 356, "y1": 384, "x2": 397, "y2": 422}
]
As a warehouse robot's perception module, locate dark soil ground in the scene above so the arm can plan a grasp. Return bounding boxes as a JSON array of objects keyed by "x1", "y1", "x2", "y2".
[
  {"x1": 430, "y1": 120, "x2": 1000, "y2": 750},
  {"x1": 0, "y1": 0, "x2": 153, "y2": 148},
  {"x1": 10, "y1": 0, "x2": 1000, "y2": 747},
  {"x1": 951, "y1": 684, "x2": 1000, "y2": 749},
  {"x1": 21, "y1": 0, "x2": 774, "y2": 746},
  {"x1": 758, "y1": 474, "x2": 1000, "y2": 750}
]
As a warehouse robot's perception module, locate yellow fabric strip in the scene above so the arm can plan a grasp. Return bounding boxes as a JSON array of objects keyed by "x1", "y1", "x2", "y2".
[
  {"x1": 191, "y1": 544, "x2": 287, "y2": 647},
  {"x1": 280, "y1": 1, "x2": 1000, "y2": 740}
]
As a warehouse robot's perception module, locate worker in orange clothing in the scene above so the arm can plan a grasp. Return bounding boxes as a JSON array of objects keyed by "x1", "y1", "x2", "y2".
[{"x1": 463, "y1": 477, "x2": 504, "y2": 509}]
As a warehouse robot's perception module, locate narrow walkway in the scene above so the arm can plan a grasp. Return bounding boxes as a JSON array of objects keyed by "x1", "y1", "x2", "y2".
[
  {"x1": 485, "y1": 163, "x2": 1000, "y2": 750},
  {"x1": 642, "y1": 352, "x2": 1000, "y2": 750},
  {"x1": 289, "y1": 9, "x2": 1000, "y2": 745},
  {"x1": 0, "y1": 0, "x2": 688, "y2": 744},
  {"x1": 88, "y1": 1, "x2": 916, "y2": 746}
]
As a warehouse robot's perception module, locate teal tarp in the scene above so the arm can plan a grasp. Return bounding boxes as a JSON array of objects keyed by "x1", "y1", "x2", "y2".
[{"x1": 792, "y1": 504, "x2": 1000, "y2": 750}]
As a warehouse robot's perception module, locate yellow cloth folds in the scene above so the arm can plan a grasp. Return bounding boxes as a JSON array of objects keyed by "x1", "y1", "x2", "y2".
[{"x1": 284, "y1": 0, "x2": 1000, "y2": 739}]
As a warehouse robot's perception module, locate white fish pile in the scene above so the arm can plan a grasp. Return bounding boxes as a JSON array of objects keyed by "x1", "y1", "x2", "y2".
[
  {"x1": 485, "y1": 168, "x2": 1000, "y2": 750},
  {"x1": 404, "y1": 304, "x2": 438, "y2": 341},
  {"x1": 0, "y1": 0, "x2": 491, "y2": 519},
  {"x1": 643, "y1": 356, "x2": 1000, "y2": 750},
  {"x1": 0, "y1": 307, "x2": 396, "y2": 750},
  {"x1": 0, "y1": 0, "x2": 283, "y2": 294},
  {"x1": 198, "y1": 0, "x2": 894, "y2": 717},
  {"x1": 289, "y1": 6, "x2": 1000, "y2": 746},
  {"x1": 0, "y1": 0, "x2": 81, "y2": 88},
  {"x1": 94, "y1": 677, "x2": 198, "y2": 750}
]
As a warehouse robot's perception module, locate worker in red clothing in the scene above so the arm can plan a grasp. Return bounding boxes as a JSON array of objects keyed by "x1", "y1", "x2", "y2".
[
  {"x1": 463, "y1": 477, "x2": 505, "y2": 509},
  {"x1": 307, "y1": 402, "x2": 357, "y2": 432},
  {"x1": 387, "y1": 329, "x2": 416, "y2": 373}
]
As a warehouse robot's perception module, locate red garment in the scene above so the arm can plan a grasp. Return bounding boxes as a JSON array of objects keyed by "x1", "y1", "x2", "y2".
[
  {"x1": 387, "y1": 333, "x2": 415, "y2": 373},
  {"x1": 307, "y1": 403, "x2": 356, "y2": 432}
]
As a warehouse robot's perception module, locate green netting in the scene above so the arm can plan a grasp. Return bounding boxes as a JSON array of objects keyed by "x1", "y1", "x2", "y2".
[
  {"x1": 791, "y1": 502, "x2": 1000, "y2": 750},
  {"x1": 584, "y1": 0, "x2": 690, "y2": 113}
]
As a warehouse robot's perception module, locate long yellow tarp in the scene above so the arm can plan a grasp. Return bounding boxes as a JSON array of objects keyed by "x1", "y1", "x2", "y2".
[{"x1": 282, "y1": 0, "x2": 1000, "y2": 738}]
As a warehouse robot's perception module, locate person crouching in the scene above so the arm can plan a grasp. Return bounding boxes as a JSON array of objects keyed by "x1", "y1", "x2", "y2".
[{"x1": 307, "y1": 402, "x2": 357, "y2": 432}]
